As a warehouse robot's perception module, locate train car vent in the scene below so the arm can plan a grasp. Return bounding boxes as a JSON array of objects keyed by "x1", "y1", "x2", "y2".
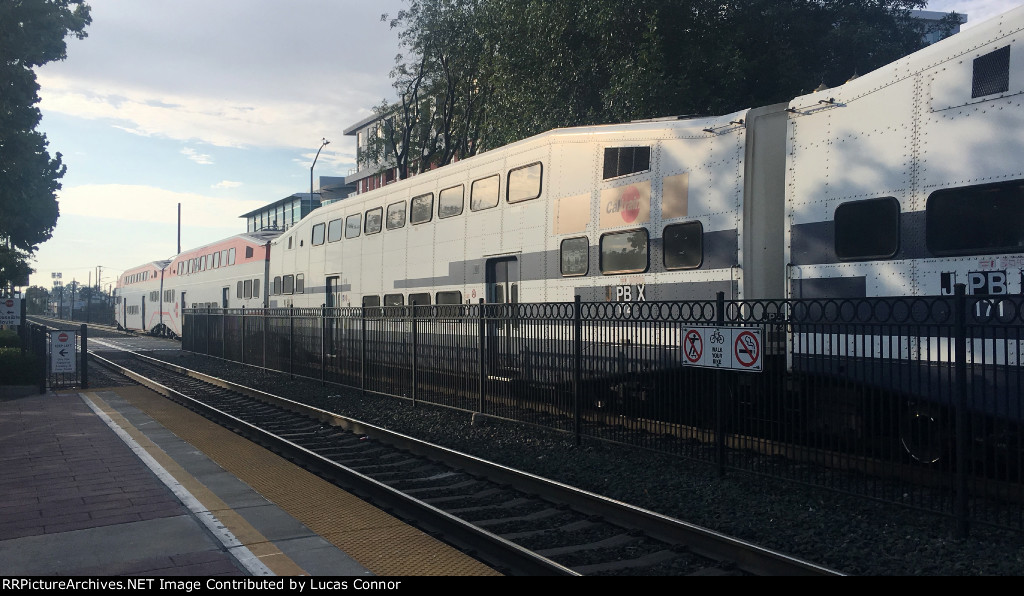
[
  {"x1": 603, "y1": 146, "x2": 651, "y2": 180},
  {"x1": 972, "y1": 45, "x2": 1010, "y2": 98}
]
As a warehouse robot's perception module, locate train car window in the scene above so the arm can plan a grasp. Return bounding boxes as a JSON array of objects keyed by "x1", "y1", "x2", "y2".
[
  {"x1": 507, "y1": 162, "x2": 543, "y2": 203},
  {"x1": 312, "y1": 223, "x2": 326, "y2": 246},
  {"x1": 296, "y1": 274, "x2": 304, "y2": 294},
  {"x1": 273, "y1": 276, "x2": 282, "y2": 295},
  {"x1": 229, "y1": 248, "x2": 236, "y2": 265},
  {"x1": 345, "y1": 213, "x2": 361, "y2": 238},
  {"x1": 236, "y1": 281, "x2": 243, "y2": 299},
  {"x1": 287, "y1": 237, "x2": 293, "y2": 249},
  {"x1": 560, "y1": 237, "x2": 589, "y2": 276},
  {"x1": 365, "y1": 207, "x2": 383, "y2": 234},
  {"x1": 384, "y1": 293, "x2": 404, "y2": 306},
  {"x1": 244, "y1": 279, "x2": 253, "y2": 299},
  {"x1": 409, "y1": 292, "x2": 431, "y2": 306},
  {"x1": 600, "y1": 228, "x2": 649, "y2": 274},
  {"x1": 214, "y1": 252, "x2": 220, "y2": 268},
  {"x1": 362, "y1": 295, "x2": 380, "y2": 307},
  {"x1": 411, "y1": 193, "x2": 434, "y2": 224},
  {"x1": 253, "y1": 279, "x2": 260, "y2": 299},
  {"x1": 834, "y1": 197, "x2": 899, "y2": 260},
  {"x1": 438, "y1": 185, "x2": 464, "y2": 218},
  {"x1": 926, "y1": 180, "x2": 1024, "y2": 256},
  {"x1": 283, "y1": 275, "x2": 294, "y2": 295},
  {"x1": 471, "y1": 175, "x2": 499, "y2": 211},
  {"x1": 221, "y1": 249, "x2": 228, "y2": 265},
  {"x1": 663, "y1": 221, "x2": 704, "y2": 269},
  {"x1": 386, "y1": 201, "x2": 406, "y2": 230},
  {"x1": 603, "y1": 147, "x2": 651, "y2": 180},
  {"x1": 973, "y1": 45, "x2": 1010, "y2": 98},
  {"x1": 328, "y1": 218, "x2": 343, "y2": 242},
  {"x1": 435, "y1": 291, "x2": 463, "y2": 304},
  {"x1": 245, "y1": 247, "x2": 254, "y2": 259}
]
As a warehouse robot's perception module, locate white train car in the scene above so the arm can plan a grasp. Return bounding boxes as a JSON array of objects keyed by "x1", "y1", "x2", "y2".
[
  {"x1": 786, "y1": 5, "x2": 1024, "y2": 300},
  {"x1": 113, "y1": 261, "x2": 170, "y2": 333},
  {"x1": 269, "y1": 104, "x2": 789, "y2": 309}
]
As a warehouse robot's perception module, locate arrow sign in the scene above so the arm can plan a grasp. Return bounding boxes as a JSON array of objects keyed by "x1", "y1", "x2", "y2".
[{"x1": 50, "y1": 331, "x2": 76, "y2": 374}]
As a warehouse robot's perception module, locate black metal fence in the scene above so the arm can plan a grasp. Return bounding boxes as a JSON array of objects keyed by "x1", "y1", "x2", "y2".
[
  {"x1": 24, "y1": 323, "x2": 88, "y2": 391},
  {"x1": 183, "y1": 287, "x2": 1024, "y2": 535}
]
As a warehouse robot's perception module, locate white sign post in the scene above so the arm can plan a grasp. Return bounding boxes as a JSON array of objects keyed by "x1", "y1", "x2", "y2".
[
  {"x1": 50, "y1": 331, "x2": 77, "y2": 374},
  {"x1": 681, "y1": 326, "x2": 762, "y2": 372},
  {"x1": 0, "y1": 298, "x2": 21, "y2": 326}
]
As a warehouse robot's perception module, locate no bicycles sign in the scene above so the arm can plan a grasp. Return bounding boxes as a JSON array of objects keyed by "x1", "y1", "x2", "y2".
[{"x1": 681, "y1": 326, "x2": 762, "y2": 372}]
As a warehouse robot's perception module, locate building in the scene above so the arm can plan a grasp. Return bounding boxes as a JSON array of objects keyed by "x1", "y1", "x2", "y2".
[{"x1": 241, "y1": 193, "x2": 321, "y2": 234}]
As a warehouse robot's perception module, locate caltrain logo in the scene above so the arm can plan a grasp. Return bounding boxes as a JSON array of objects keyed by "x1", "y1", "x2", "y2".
[{"x1": 606, "y1": 186, "x2": 642, "y2": 223}]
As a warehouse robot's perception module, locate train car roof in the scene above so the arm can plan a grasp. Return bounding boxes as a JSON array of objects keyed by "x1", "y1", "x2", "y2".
[{"x1": 173, "y1": 230, "x2": 282, "y2": 258}]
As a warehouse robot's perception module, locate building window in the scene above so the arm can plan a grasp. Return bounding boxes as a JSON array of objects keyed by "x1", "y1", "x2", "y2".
[
  {"x1": 600, "y1": 229, "x2": 649, "y2": 274},
  {"x1": 507, "y1": 162, "x2": 542, "y2": 203},
  {"x1": 560, "y1": 237, "x2": 589, "y2": 276},
  {"x1": 663, "y1": 221, "x2": 704, "y2": 269},
  {"x1": 245, "y1": 246, "x2": 254, "y2": 259}
]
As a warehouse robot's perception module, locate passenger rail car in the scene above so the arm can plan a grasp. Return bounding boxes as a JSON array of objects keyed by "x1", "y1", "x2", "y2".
[{"x1": 113, "y1": 231, "x2": 279, "y2": 338}]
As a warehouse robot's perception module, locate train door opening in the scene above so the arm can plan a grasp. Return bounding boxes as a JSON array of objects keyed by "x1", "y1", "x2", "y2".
[
  {"x1": 141, "y1": 296, "x2": 146, "y2": 331},
  {"x1": 325, "y1": 276, "x2": 340, "y2": 357},
  {"x1": 326, "y1": 276, "x2": 339, "y2": 308},
  {"x1": 484, "y1": 256, "x2": 519, "y2": 377},
  {"x1": 222, "y1": 288, "x2": 229, "y2": 308}
]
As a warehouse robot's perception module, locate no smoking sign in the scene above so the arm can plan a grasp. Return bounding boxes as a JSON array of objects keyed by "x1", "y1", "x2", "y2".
[{"x1": 680, "y1": 326, "x2": 762, "y2": 372}]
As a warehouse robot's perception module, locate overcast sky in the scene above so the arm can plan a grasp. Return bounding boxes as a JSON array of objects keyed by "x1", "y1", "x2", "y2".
[{"x1": 26, "y1": 0, "x2": 1024, "y2": 291}]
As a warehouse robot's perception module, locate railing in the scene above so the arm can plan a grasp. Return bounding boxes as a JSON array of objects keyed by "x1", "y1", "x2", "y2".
[{"x1": 184, "y1": 287, "x2": 1024, "y2": 535}]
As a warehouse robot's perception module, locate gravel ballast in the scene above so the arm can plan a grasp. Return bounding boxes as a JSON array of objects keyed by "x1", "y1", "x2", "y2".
[{"x1": 151, "y1": 351, "x2": 1024, "y2": 576}]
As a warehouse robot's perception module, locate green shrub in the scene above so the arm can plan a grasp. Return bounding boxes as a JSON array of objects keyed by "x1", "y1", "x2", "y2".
[
  {"x1": 0, "y1": 347, "x2": 39, "y2": 385},
  {"x1": 0, "y1": 329, "x2": 20, "y2": 348}
]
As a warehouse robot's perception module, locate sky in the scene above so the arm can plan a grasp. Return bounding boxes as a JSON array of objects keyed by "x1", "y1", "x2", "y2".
[{"x1": 24, "y1": 0, "x2": 1024, "y2": 292}]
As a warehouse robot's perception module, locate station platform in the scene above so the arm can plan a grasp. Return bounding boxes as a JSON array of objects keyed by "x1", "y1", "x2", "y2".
[{"x1": 0, "y1": 384, "x2": 500, "y2": 577}]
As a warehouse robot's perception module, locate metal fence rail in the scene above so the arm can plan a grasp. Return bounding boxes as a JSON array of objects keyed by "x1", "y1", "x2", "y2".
[{"x1": 184, "y1": 287, "x2": 1024, "y2": 535}]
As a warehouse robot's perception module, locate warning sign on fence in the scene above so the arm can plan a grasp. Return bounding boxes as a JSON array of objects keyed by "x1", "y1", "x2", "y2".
[
  {"x1": 680, "y1": 326, "x2": 762, "y2": 372},
  {"x1": 50, "y1": 331, "x2": 76, "y2": 374}
]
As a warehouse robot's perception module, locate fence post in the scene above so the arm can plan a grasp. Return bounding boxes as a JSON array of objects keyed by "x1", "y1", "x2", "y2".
[
  {"x1": 360, "y1": 307, "x2": 367, "y2": 394},
  {"x1": 411, "y1": 307, "x2": 418, "y2": 407},
  {"x1": 573, "y1": 295, "x2": 582, "y2": 446},
  {"x1": 478, "y1": 299, "x2": 485, "y2": 414},
  {"x1": 716, "y1": 291, "x2": 726, "y2": 477},
  {"x1": 953, "y1": 283, "x2": 970, "y2": 538},
  {"x1": 80, "y1": 324, "x2": 88, "y2": 389},
  {"x1": 222, "y1": 307, "x2": 227, "y2": 358},
  {"x1": 321, "y1": 304, "x2": 327, "y2": 386},
  {"x1": 35, "y1": 325, "x2": 46, "y2": 394},
  {"x1": 240, "y1": 307, "x2": 246, "y2": 365},
  {"x1": 289, "y1": 305, "x2": 295, "y2": 379}
]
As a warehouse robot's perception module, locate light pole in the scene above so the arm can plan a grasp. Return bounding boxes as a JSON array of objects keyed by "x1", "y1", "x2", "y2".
[{"x1": 311, "y1": 138, "x2": 330, "y2": 212}]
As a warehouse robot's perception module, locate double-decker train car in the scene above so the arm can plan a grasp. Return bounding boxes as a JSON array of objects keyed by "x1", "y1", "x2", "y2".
[{"x1": 113, "y1": 231, "x2": 279, "y2": 338}]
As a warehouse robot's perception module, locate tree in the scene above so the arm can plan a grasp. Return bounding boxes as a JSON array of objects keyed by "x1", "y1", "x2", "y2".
[
  {"x1": 373, "y1": 0, "x2": 960, "y2": 171},
  {"x1": 0, "y1": 1, "x2": 92, "y2": 295}
]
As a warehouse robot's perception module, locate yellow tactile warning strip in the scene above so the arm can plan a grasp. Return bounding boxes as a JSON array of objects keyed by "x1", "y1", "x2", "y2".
[
  {"x1": 81, "y1": 390, "x2": 305, "y2": 577},
  {"x1": 94, "y1": 385, "x2": 500, "y2": 576}
]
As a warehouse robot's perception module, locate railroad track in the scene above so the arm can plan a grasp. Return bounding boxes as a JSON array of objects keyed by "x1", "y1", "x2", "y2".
[{"x1": 89, "y1": 349, "x2": 843, "y2": 577}]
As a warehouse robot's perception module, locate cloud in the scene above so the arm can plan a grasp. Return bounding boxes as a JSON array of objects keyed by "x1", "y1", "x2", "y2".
[
  {"x1": 56, "y1": 183, "x2": 265, "y2": 228},
  {"x1": 182, "y1": 147, "x2": 214, "y2": 165},
  {"x1": 213, "y1": 180, "x2": 243, "y2": 189}
]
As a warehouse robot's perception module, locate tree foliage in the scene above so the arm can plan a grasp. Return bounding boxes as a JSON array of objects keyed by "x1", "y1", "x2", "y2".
[
  {"x1": 369, "y1": 0, "x2": 961, "y2": 177},
  {"x1": 0, "y1": 0, "x2": 91, "y2": 293}
]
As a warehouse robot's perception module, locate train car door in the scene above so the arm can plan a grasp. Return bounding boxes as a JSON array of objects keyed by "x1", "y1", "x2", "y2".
[
  {"x1": 484, "y1": 257, "x2": 519, "y2": 376},
  {"x1": 221, "y1": 288, "x2": 229, "y2": 308},
  {"x1": 326, "y1": 276, "x2": 339, "y2": 308},
  {"x1": 141, "y1": 296, "x2": 146, "y2": 331}
]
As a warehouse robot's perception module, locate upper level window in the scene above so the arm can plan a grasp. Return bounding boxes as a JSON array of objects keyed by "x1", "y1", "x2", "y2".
[
  {"x1": 312, "y1": 223, "x2": 326, "y2": 246},
  {"x1": 471, "y1": 175, "x2": 499, "y2": 211},
  {"x1": 439, "y1": 185, "x2": 464, "y2": 218},
  {"x1": 328, "y1": 218, "x2": 343, "y2": 242},
  {"x1": 508, "y1": 162, "x2": 542, "y2": 203},
  {"x1": 926, "y1": 180, "x2": 1024, "y2": 256},
  {"x1": 835, "y1": 197, "x2": 900, "y2": 260},
  {"x1": 387, "y1": 201, "x2": 406, "y2": 230},
  {"x1": 411, "y1": 193, "x2": 434, "y2": 224},
  {"x1": 365, "y1": 207, "x2": 383, "y2": 234},
  {"x1": 663, "y1": 221, "x2": 704, "y2": 269},
  {"x1": 345, "y1": 213, "x2": 361, "y2": 238},
  {"x1": 603, "y1": 146, "x2": 650, "y2": 180}
]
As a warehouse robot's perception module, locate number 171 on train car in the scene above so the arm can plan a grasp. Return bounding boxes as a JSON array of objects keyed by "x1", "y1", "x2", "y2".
[{"x1": 681, "y1": 326, "x2": 762, "y2": 372}]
